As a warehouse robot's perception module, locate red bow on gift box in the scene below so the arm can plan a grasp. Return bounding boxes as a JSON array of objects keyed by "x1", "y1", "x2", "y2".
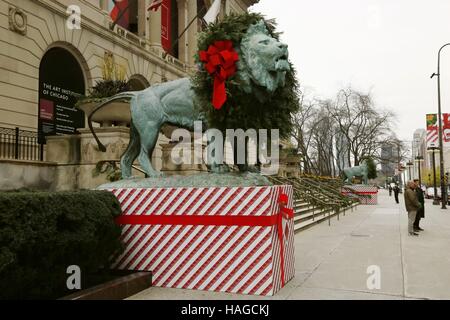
[
  {"x1": 199, "y1": 40, "x2": 239, "y2": 110},
  {"x1": 277, "y1": 193, "x2": 294, "y2": 286}
]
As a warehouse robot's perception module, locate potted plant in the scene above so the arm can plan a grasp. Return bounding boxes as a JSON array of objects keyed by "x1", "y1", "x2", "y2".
[
  {"x1": 76, "y1": 52, "x2": 134, "y2": 126},
  {"x1": 76, "y1": 79, "x2": 131, "y2": 125}
]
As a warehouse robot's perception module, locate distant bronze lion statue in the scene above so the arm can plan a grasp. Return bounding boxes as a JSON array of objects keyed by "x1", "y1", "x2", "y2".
[
  {"x1": 342, "y1": 160, "x2": 369, "y2": 185},
  {"x1": 88, "y1": 19, "x2": 290, "y2": 178}
]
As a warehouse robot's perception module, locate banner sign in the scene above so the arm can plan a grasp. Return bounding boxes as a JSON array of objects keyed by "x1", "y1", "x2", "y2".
[
  {"x1": 426, "y1": 113, "x2": 450, "y2": 148},
  {"x1": 443, "y1": 113, "x2": 450, "y2": 146},
  {"x1": 426, "y1": 113, "x2": 438, "y2": 148},
  {"x1": 161, "y1": 0, "x2": 172, "y2": 54}
]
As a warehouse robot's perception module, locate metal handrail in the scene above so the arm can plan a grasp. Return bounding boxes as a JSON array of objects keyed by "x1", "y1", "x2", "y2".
[
  {"x1": 289, "y1": 177, "x2": 344, "y2": 206},
  {"x1": 269, "y1": 176, "x2": 338, "y2": 209},
  {"x1": 300, "y1": 177, "x2": 356, "y2": 206}
]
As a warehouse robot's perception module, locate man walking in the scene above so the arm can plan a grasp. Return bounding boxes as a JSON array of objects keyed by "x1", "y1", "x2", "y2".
[
  {"x1": 404, "y1": 180, "x2": 422, "y2": 236},
  {"x1": 413, "y1": 179, "x2": 425, "y2": 232},
  {"x1": 393, "y1": 184, "x2": 400, "y2": 204}
]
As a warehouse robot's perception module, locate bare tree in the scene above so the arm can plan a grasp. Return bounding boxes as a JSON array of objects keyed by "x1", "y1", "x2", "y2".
[
  {"x1": 292, "y1": 86, "x2": 396, "y2": 177},
  {"x1": 326, "y1": 87, "x2": 394, "y2": 166},
  {"x1": 292, "y1": 92, "x2": 317, "y2": 174}
]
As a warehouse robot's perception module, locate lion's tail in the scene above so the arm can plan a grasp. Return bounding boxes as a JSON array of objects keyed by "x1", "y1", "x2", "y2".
[{"x1": 88, "y1": 92, "x2": 136, "y2": 152}]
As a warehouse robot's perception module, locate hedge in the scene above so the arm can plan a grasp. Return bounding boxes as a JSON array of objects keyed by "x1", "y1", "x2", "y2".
[{"x1": 0, "y1": 190, "x2": 123, "y2": 299}]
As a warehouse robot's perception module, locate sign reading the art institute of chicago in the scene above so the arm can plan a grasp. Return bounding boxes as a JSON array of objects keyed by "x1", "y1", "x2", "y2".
[{"x1": 38, "y1": 47, "x2": 85, "y2": 143}]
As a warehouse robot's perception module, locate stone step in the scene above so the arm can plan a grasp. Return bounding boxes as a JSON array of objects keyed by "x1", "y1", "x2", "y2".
[
  {"x1": 294, "y1": 203, "x2": 358, "y2": 233},
  {"x1": 294, "y1": 206, "x2": 317, "y2": 217},
  {"x1": 294, "y1": 203, "x2": 310, "y2": 211},
  {"x1": 294, "y1": 210, "x2": 324, "y2": 224}
]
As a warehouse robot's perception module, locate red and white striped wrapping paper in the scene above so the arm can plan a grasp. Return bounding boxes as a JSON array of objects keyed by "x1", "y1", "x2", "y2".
[
  {"x1": 107, "y1": 185, "x2": 295, "y2": 296},
  {"x1": 342, "y1": 185, "x2": 378, "y2": 205}
]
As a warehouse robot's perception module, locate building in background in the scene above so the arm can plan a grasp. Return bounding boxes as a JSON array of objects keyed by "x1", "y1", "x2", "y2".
[
  {"x1": 380, "y1": 140, "x2": 398, "y2": 177},
  {"x1": 0, "y1": 0, "x2": 258, "y2": 190},
  {"x1": 335, "y1": 130, "x2": 350, "y2": 172},
  {"x1": 412, "y1": 128, "x2": 426, "y2": 182}
]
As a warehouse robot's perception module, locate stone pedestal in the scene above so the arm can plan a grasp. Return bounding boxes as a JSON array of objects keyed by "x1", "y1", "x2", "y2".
[
  {"x1": 43, "y1": 126, "x2": 202, "y2": 190},
  {"x1": 160, "y1": 142, "x2": 207, "y2": 176},
  {"x1": 46, "y1": 127, "x2": 145, "y2": 190}
]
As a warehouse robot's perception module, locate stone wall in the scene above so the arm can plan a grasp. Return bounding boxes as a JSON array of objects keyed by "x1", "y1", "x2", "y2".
[{"x1": 0, "y1": 159, "x2": 57, "y2": 190}]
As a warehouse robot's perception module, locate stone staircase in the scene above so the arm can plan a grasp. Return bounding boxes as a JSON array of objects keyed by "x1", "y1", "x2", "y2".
[
  {"x1": 292, "y1": 198, "x2": 358, "y2": 233},
  {"x1": 269, "y1": 175, "x2": 359, "y2": 233}
]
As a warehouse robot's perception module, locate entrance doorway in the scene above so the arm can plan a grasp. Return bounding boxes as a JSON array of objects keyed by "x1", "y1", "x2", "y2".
[{"x1": 38, "y1": 47, "x2": 86, "y2": 143}]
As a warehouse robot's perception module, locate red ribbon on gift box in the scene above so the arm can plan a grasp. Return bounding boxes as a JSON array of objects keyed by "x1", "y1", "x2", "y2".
[
  {"x1": 276, "y1": 193, "x2": 294, "y2": 286},
  {"x1": 115, "y1": 192, "x2": 294, "y2": 287},
  {"x1": 199, "y1": 40, "x2": 239, "y2": 110}
]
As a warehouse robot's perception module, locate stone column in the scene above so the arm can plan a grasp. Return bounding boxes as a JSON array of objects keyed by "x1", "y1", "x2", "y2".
[
  {"x1": 186, "y1": 0, "x2": 198, "y2": 66},
  {"x1": 138, "y1": 0, "x2": 146, "y2": 37},
  {"x1": 177, "y1": 0, "x2": 188, "y2": 63},
  {"x1": 148, "y1": 0, "x2": 162, "y2": 48}
]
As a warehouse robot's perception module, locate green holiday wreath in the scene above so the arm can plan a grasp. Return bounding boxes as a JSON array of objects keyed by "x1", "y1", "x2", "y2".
[{"x1": 191, "y1": 12, "x2": 300, "y2": 139}]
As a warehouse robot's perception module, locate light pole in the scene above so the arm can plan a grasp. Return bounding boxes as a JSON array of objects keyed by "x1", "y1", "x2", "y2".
[
  {"x1": 428, "y1": 146, "x2": 440, "y2": 205},
  {"x1": 406, "y1": 161, "x2": 413, "y2": 181},
  {"x1": 415, "y1": 155, "x2": 424, "y2": 187},
  {"x1": 430, "y1": 43, "x2": 450, "y2": 209}
]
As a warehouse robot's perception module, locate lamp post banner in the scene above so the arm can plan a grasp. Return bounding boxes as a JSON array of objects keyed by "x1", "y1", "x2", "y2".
[
  {"x1": 443, "y1": 113, "x2": 450, "y2": 146},
  {"x1": 427, "y1": 114, "x2": 438, "y2": 148}
]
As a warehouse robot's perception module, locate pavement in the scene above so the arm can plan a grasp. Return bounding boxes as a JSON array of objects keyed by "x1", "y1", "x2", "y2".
[{"x1": 128, "y1": 190, "x2": 450, "y2": 300}]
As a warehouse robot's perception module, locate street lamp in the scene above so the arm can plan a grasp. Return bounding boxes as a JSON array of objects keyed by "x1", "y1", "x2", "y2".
[
  {"x1": 406, "y1": 161, "x2": 413, "y2": 181},
  {"x1": 430, "y1": 42, "x2": 450, "y2": 209},
  {"x1": 428, "y1": 146, "x2": 440, "y2": 205},
  {"x1": 415, "y1": 155, "x2": 424, "y2": 187}
]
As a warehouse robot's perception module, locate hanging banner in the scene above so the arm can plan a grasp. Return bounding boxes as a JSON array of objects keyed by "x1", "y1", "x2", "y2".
[
  {"x1": 443, "y1": 113, "x2": 450, "y2": 146},
  {"x1": 161, "y1": 0, "x2": 172, "y2": 54},
  {"x1": 426, "y1": 113, "x2": 438, "y2": 148}
]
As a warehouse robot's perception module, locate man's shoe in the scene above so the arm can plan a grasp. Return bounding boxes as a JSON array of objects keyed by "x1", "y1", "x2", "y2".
[
  {"x1": 416, "y1": 227, "x2": 424, "y2": 231},
  {"x1": 409, "y1": 232, "x2": 419, "y2": 236}
]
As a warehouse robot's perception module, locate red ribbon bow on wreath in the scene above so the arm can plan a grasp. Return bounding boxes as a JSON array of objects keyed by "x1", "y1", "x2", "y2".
[{"x1": 199, "y1": 40, "x2": 239, "y2": 110}]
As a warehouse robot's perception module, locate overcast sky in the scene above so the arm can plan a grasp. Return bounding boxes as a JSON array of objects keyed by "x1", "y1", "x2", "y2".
[{"x1": 250, "y1": 0, "x2": 450, "y2": 141}]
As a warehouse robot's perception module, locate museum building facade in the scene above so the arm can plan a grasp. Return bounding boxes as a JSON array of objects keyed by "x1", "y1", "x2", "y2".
[{"x1": 0, "y1": 0, "x2": 258, "y2": 190}]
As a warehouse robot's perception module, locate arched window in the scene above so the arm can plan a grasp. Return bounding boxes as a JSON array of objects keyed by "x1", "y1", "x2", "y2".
[{"x1": 128, "y1": 75, "x2": 150, "y2": 91}]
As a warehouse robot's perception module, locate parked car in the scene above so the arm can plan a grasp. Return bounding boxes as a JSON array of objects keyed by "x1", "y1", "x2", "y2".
[{"x1": 426, "y1": 187, "x2": 442, "y2": 199}]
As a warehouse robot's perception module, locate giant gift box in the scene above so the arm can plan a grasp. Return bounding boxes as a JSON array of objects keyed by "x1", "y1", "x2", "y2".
[
  {"x1": 342, "y1": 185, "x2": 378, "y2": 205},
  {"x1": 108, "y1": 185, "x2": 295, "y2": 296}
]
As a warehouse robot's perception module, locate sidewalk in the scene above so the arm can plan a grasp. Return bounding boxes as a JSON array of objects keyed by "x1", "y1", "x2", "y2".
[{"x1": 128, "y1": 190, "x2": 450, "y2": 300}]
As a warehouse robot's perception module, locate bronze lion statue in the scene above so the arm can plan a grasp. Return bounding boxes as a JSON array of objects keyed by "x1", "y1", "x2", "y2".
[{"x1": 88, "y1": 17, "x2": 294, "y2": 178}]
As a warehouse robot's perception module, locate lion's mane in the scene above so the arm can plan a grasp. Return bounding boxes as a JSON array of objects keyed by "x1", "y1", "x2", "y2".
[{"x1": 192, "y1": 13, "x2": 300, "y2": 138}]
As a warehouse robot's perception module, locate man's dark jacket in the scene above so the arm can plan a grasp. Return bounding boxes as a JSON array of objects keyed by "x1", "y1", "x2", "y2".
[{"x1": 416, "y1": 187, "x2": 425, "y2": 218}]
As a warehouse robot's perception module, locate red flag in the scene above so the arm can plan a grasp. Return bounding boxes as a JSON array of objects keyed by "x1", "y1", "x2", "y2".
[
  {"x1": 148, "y1": 0, "x2": 163, "y2": 11},
  {"x1": 443, "y1": 113, "x2": 450, "y2": 146},
  {"x1": 110, "y1": 0, "x2": 129, "y2": 29},
  {"x1": 160, "y1": 0, "x2": 171, "y2": 54}
]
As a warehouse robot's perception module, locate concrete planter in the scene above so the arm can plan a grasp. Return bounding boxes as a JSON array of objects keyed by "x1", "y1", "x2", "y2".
[{"x1": 77, "y1": 100, "x2": 131, "y2": 126}]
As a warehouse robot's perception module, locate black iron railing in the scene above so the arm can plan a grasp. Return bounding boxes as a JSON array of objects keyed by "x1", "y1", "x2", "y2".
[{"x1": 0, "y1": 127, "x2": 44, "y2": 161}]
